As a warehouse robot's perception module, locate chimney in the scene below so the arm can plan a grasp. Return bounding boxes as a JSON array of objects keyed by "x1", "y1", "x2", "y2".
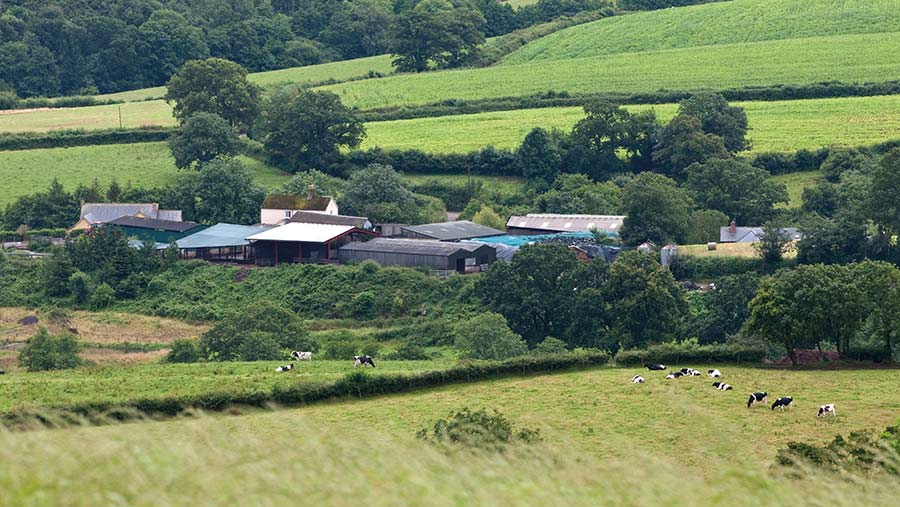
[
  {"x1": 307, "y1": 182, "x2": 315, "y2": 200},
  {"x1": 728, "y1": 220, "x2": 737, "y2": 234}
]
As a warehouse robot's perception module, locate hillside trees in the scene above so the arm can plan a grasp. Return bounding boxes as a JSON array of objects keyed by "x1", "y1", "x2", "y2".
[
  {"x1": 534, "y1": 174, "x2": 621, "y2": 215},
  {"x1": 566, "y1": 101, "x2": 658, "y2": 178},
  {"x1": 165, "y1": 58, "x2": 261, "y2": 132},
  {"x1": 167, "y1": 113, "x2": 240, "y2": 170},
  {"x1": 516, "y1": 128, "x2": 561, "y2": 189},
  {"x1": 137, "y1": 10, "x2": 209, "y2": 86},
  {"x1": 652, "y1": 115, "x2": 729, "y2": 177},
  {"x1": 390, "y1": 0, "x2": 486, "y2": 72},
  {"x1": 685, "y1": 159, "x2": 788, "y2": 224},
  {"x1": 619, "y1": 173, "x2": 693, "y2": 245},
  {"x1": 339, "y1": 164, "x2": 446, "y2": 224},
  {"x1": 678, "y1": 93, "x2": 750, "y2": 153},
  {"x1": 454, "y1": 312, "x2": 528, "y2": 360},
  {"x1": 258, "y1": 88, "x2": 365, "y2": 170},
  {"x1": 171, "y1": 159, "x2": 266, "y2": 225}
]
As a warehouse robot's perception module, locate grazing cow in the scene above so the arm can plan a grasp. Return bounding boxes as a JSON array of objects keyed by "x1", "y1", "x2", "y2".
[
  {"x1": 665, "y1": 372, "x2": 684, "y2": 379},
  {"x1": 712, "y1": 382, "x2": 733, "y2": 391},
  {"x1": 631, "y1": 375, "x2": 645, "y2": 384},
  {"x1": 748, "y1": 392, "x2": 768, "y2": 408},
  {"x1": 646, "y1": 363, "x2": 667, "y2": 371},
  {"x1": 771, "y1": 397, "x2": 794, "y2": 411},
  {"x1": 708, "y1": 369, "x2": 722, "y2": 378},
  {"x1": 817, "y1": 404, "x2": 836, "y2": 417},
  {"x1": 275, "y1": 363, "x2": 294, "y2": 372},
  {"x1": 353, "y1": 355, "x2": 376, "y2": 368},
  {"x1": 291, "y1": 351, "x2": 313, "y2": 361}
]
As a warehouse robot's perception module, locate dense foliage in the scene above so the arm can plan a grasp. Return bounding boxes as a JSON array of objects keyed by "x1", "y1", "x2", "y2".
[
  {"x1": 417, "y1": 408, "x2": 541, "y2": 450},
  {"x1": 18, "y1": 328, "x2": 82, "y2": 371}
]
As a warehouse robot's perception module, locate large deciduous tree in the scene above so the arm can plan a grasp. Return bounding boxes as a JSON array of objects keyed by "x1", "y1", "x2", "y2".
[
  {"x1": 340, "y1": 164, "x2": 417, "y2": 222},
  {"x1": 171, "y1": 158, "x2": 266, "y2": 225},
  {"x1": 165, "y1": 57, "x2": 261, "y2": 132},
  {"x1": 390, "y1": 0, "x2": 486, "y2": 72},
  {"x1": 257, "y1": 88, "x2": 364, "y2": 171},
  {"x1": 138, "y1": 10, "x2": 209, "y2": 86},
  {"x1": 619, "y1": 172, "x2": 693, "y2": 246},
  {"x1": 516, "y1": 127, "x2": 561, "y2": 190},
  {"x1": 652, "y1": 114, "x2": 729, "y2": 178},
  {"x1": 685, "y1": 158, "x2": 788, "y2": 224},
  {"x1": 168, "y1": 112, "x2": 240, "y2": 170},
  {"x1": 566, "y1": 101, "x2": 659, "y2": 178},
  {"x1": 678, "y1": 93, "x2": 750, "y2": 153}
]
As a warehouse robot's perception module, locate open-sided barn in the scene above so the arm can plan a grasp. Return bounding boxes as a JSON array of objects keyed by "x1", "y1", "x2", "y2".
[
  {"x1": 247, "y1": 222, "x2": 373, "y2": 266},
  {"x1": 176, "y1": 223, "x2": 273, "y2": 262}
]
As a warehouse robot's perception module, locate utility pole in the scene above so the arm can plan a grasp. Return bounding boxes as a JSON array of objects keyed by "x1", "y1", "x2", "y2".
[{"x1": 118, "y1": 106, "x2": 123, "y2": 129}]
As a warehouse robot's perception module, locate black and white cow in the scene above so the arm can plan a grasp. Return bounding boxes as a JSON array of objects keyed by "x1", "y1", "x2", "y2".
[
  {"x1": 707, "y1": 369, "x2": 722, "y2": 378},
  {"x1": 665, "y1": 372, "x2": 684, "y2": 380},
  {"x1": 685, "y1": 368, "x2": 701, "y2": 377},
  {"x1": 817, "y1": 403, "x2": 836, "y2": 417},
  {"x1": 291, "y1": 351, "x2": 313, "y2": 361},
  {"x1": 275, "y1": 363, "x2": 294, "y2": 372},
  {"x1": 631, "y1": 374, "x2": 645, "y2": 384},
  {"x1": 353, "y1": 355, "x2": 376, "y2": 368},
  {"x1": 771, "y1": 396, "x2": 793, "y2": 411},
  {"x1": 645, "y1": 363, "x2": 667, "y2": 371},
  {"x1": 712, "y1": 382, "x2": 732, "y2": 391},
  {"x1": 747, "y1": 392, "x2": 768, "y2": 408}
]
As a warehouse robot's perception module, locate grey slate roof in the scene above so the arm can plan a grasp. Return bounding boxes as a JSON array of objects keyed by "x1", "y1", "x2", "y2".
[
  {"x1": 506, "y1": 214, "x2": 625, "y2": 234},
  {"x1": 401, "y1": 220, "x2": 504, "y2": 241},
  {"x1": 79, "y1": 203, "x2": 182, "y2": 224},
  {"x1": 288, "y1": 210, "x2": 372, "y2": 229},
  {"x1": 340, "y1": 238, "x2": 488, "y2": 256},
  {"x1": 719, "y1": 227, "x2": 802, "y2": 243},
  {"x1": 176, "y1": 223, "x2": 273, "y2": 249},
  {"x1": 108, "y1": 216, "x2": 200, "y2": 232}
]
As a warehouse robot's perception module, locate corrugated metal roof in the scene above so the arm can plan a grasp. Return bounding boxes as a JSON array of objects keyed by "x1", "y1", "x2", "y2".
[
  {"x1": 340, "y1": 238, "x2": 488, "y2": 256},
  {"x1": 720, "y1": 227, "x2": 801, "y2": 243},
  {"x1": 177, "y1": 223, "x2": 273, "y2": 249},
  {"x1": 288, "y1": 211, "x2": 372, "y2": 229},
  {"x1": 506, "y1": 214, "x2": 625, "y2": 233},
  {"x1": 79, "y1": 203, "x2": 182, "y2": 224},
  {"x1": 262, "y1": 194, "x2": 333, "y2": 211},
  {"x1": 401, "y1": 220, "x2": 504, "y2": 241},
  {"x1": 108, "y1": 216, "x2": 200, "y2": 232},
  {"x1": 246, "y1": 222, "x2": 355, "y2": 243}
]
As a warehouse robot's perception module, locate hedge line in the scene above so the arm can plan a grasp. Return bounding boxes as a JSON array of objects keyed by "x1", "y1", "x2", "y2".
[
  {"x1": 347, "y1": 146, "x2": 519, "y2": 176},
  {"x1": 671, "y1": 256, "x2": 795, "y2": 280},
  {"x1": 614, "y1": 342, "x2": 768, "y2": 366},
  {"x1": 360, "y1": 80, "x2": 900, "y2": 122},
  {"x1": 1, "y1": 351, "x2": 610, "y2": 430},
  {"x1": 0, "y1": 127, "x2": 175, "y2": 152},
  {"x1": 0, "y1": 229, "x2": 68, "y2": 241},
  {"x1": 751, "y1": 139, "x2": 900, "y2": 175},
  {"x1": 0, "y1": 93, "x2": 126, "y2": 111}
]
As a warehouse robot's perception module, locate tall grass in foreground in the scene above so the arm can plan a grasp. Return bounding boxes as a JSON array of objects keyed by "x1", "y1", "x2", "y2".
[{"x1": 1, "y1": 415, "x2": 898, "y2": 506}]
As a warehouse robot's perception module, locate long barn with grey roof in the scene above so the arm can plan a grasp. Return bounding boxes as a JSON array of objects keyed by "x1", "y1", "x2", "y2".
[
  {"x1": 339, "y1": 238, "x2": 496, "y2": 273},
  {"x1": 506, "y1": 214, "x2": 625, "y2": 236},
  {"x1": 400, "y1": 220, "x2": 504, "y2": 241}
]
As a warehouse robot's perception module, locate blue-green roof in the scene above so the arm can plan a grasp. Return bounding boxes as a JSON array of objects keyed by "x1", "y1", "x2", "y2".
[{"x1": 176, "y1": 223, "x2": 273, "y2": 249}]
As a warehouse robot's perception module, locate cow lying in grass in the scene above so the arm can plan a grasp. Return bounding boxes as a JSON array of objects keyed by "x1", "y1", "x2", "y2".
[
  {"x1": 680, "y1": 368, "x2": 701, "y2": 376},
  {"x1": 275, "y1": 363, "x2": 294, "y2": 372},
  {"x1": 772, "y1": 396, "x2": 793, "y2": 411},
  {"x1": 354, "y1": 355, "x2": 376, "y2": 367},
  {"x1": 817, "y1": 403, "x2": 836, "y2": 417},
  {"x1": 631, "y1": 375, "x2": 645, "y2": 383},
  {"x1": 708, "y1": 369, "x2": 722, "y2": 378},
  {"x1": 712, "y1": 382, "x2": 732, "y2": 391},
  {"x1": 291, "y1": 351, "x2": 312, "y2": 361},
  {"x1": 747, "y1": 392, "x2": 768, "y2": 408},
  {"x1": 645, "y1": 363, "x2": 666, "y2": 371},
  {"x1": 665, "y1": 372, "x2": 684, "y2": 379}
]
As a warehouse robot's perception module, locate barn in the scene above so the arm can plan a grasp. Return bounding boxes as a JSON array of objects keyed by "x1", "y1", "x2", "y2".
[
  {"x1": 247, "y1": 222, "x2": 373, "y2": 266},
  {"x1": 400, "y1": 220, "x2": 504, "y2": 241},
  {"x1": 176, "y1": 223, "x2": 273, "y2": 262},
  {"x1": 106, "y1": 216, "x2": 204, "y2": 243},
  {"x1": 338, "y1": 238, "x2": 496, "y2": 274},
  {"x1": 506, "y1": 214, "x2": 625, "y2": 236}
]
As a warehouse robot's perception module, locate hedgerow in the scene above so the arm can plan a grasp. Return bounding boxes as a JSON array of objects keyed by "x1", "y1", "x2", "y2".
[
  {"x1": 613, "y1": 342, "x2": 767, "y2": 366},
  {"x1": 0, "y1": 128, "x2": 173, "y2": 152},
  {"x1": 670, "y1": 256, "x2": 795, "y2": 280}
]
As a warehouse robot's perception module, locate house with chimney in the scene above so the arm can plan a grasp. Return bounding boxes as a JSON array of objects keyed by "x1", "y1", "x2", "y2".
[
  {"x1": 260, "y1": 184, "x2": 339, "y2": 225},
  {"x1": 719, "y1": 220, "x2": 801, "y2": 243}
]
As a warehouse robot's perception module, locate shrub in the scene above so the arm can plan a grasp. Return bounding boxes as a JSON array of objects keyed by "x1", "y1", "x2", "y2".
[
  {"x1": 89, "y1": 283, "x2": 116, "y2": 309},
  {"x1": 199, "y1": 301, "x2": 313, "y2": 361},
  {"x1": 321, "y1": 339, "x2": 359, "y2": 360},
  {"x1": 358, "y1": 339, "x2": 381, "y2": 358},
  {"x1": 532, "y1": 336, "x2": 568, "y2": 355},
  {"x1": 349, "y1": 290, "x2": 377, "y2": 318},
  {"x1": 614, "y1": 340, "x2": 767, "y2": 366},
  {"x1": 454, "y1": 313, "x2": 528, "y2": 360},
  {"x1": 18, "y1": 328, "x2": 82, "y2": 371},
  {"x1": 384, "y1": 341, "x2": 430, "y2": 360},
  {"x1": 237, "y1": 331, "x2": 283, "y2": 361},
  {"x1": 417, "y1": 408, "x2": 541, "y2": 451},
  {"x1": 164, "y1": 339, "x2": 201, "y2": 363},
  {"x1": 67, "y1": 271, "x2": 93, "y2": 304},
  {"x1": 671, "y1": 256, "x2": 795, "y2": 280},
  {"x1": 776, "y1": 427, "x2": 900, "y2": 476}
]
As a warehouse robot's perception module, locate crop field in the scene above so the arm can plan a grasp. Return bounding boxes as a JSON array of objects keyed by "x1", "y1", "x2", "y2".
[
  {"x1": 2, "y1": 366, "x2": 899, "y2": 505},
  {"x1": 0, "y1": 359, "x2": 452, "y2": 413},
  {"x1": 504, "y1": 0, "x2": 900, "y2": 64},
  {"x1": 0, "y1": 100, "x2": 174, "y2": 133},
  {"x1": 362, "y1": 95, "x2": 900, "y2": 154},
  {"x1": 91, "y1": 54, "x2": 395, "y2": 103},
  {"x1": 322, "y1": 31, "x2": 900, "y2": 110},
  {"x1": 0, "y1": 143, "x2": 290, "y2": 207}
]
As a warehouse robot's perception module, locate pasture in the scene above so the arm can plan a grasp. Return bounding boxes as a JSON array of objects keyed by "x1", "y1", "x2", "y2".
[
  {"x1": 362, "y1": 95, "x2": 900, "y2": 154},
  {"x1": 2, "y1": 365, "x2": 899, "y2": 506},
  {"x1": 772, "y1": 170, "x2": 824, "y2": 208},
  {"x1": 0, "y1": 143, "x2": 290, "y2": 207},
  {"x1": 505, "y1": 0, "x2": 900, "y2": 63},
  {"x1": 0, "y1": 100, "x2": 174, "y2": 133},
  {"x1": 322, "y1": 31, "x2": 900, "y2": 110}
]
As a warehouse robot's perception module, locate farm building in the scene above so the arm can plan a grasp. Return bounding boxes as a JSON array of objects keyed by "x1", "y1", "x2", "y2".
[
  {"x1": 506, "y1": 214, "x2": 625, "y2": 236},
  {"x1": 338, "y1": 238, "x2": 496, "y2": 273},
  {"x1": 247, "y1": 222, "x2": 373, "y2": 266},
  {"x1": 400, "y1": 220, "x2": 504, "y2": 241},
  {"x1": 288, "y1": 210, "x2": 373, "y2": 230},
  {"x1": 106, "y1": 216, "x2": 205, "y2": 243},
  {"x1": 71, "y1": 203, "x2": 183, "y2": 232},
  {"x1": 719, "y1": 225, "x2": 801, "y2": 243},
  {"x1": 260, "y1": 185, "x2": 338, "y2": 225},
  {"x1": 176, "y1": 223, "x2": 273, "y2": 262}
]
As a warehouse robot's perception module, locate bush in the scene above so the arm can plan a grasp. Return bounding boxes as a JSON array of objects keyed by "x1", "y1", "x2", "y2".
[
  {"x1": 89, "y1": 283, "x2": 116, "y2": 309},
  {"x1": 454, "y1": 313, "x2": 528, "y2": 360},
  {"x1": 613, "y1": 341, "x2": 767, "y2": 366},
  {"x1": 417, "y1": 408, "x2": 541, "y2": 451},
  {"x1": 164, "y1": 339, "x2": 201, "y2": 363},
  {"x1": 776, "y1": 427, "x2": 900, "y2": 476},
  {"x1": 18, "y1": 328, "x2": 82, "y2": 371},
  {"x1": 321, "y1": 338, "x2": 359, "y2": 360},
  {"x1": 532, "y1": 337, "x2": 568, "y2": 355},
  {"x1": 199, "y1": 301, "x2": 313, "y2": 361},
  {"x1": 384, "y1": 341, "x2": 430, "y2": 360},
  {"x1": 68, "y1": 271, "x2": 93, "y2": 304},
  {"x1": 671, "y1": 255, "x2": 793, "y2": 280},
  {"x1": 237, "y1": 331, "x2": 282, "y2": 361}
]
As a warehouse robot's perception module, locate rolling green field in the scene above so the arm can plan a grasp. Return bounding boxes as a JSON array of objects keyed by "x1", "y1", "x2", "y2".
[
  {"x1": 0, "y1": 359, "x2": 452, "y2": 413},
  {"x1": 0, "y1": 143, "x2": 290, "y2": 207},
  {"x1": 2, "y1": 366, "x2": 899, "y2": 505},
  {"x1": 362, "y1": 95, "x2": 900, "y2": 154},
  {"x1": 90, "y1": 54, "x2": 395, "y2": 103},
  {"x1": 0, "y1": 100, "x2": 174, "y2": 133},
  {"x1": 504, "y1": 0, "x2": 900, "y2": 63},
  {"x1": 322, "y1": 31, "x2": 900, "y2": 110},
  {"x1": 772, "y1": 170, "x2": 824, "y2": 208}
]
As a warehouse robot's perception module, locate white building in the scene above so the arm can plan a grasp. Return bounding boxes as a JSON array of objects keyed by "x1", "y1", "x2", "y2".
[{"x1": 260, "y1": 184, "x2": 338, "y2": 225}]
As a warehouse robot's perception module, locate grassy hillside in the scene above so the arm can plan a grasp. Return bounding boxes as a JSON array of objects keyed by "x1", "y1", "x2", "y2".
[
  {"x1": 91, "y1": 54, "x2": 394, "y2": 103},
  {"x1": 504, "y1": 0, "x2": 900, "y2": 64},
  {"x1": 361, "y1": 95, "x2": 900, "y2": 154},
  {"x1": 322, "y1": 32, "x2": 900, "y2": 110},
  {"x1": 3, "y1": 367, "x2": 899, "y2": 505},
  {"x1": 0, "y1": 143, "x2": 290, "y2": 207}
]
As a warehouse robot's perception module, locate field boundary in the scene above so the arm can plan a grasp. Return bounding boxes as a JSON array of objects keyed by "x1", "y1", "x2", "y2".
[{"x1": 1, "y1": 351, "x2": 610, "y2": 430}]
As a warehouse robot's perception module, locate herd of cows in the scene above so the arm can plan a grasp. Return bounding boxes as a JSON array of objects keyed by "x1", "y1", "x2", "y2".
[
  {"x1": 633, "y1": 364, "x2": 837, "y2": 418},
  {"x1": 274, "y1": 352, "x2": 376, "y2": 372}
]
